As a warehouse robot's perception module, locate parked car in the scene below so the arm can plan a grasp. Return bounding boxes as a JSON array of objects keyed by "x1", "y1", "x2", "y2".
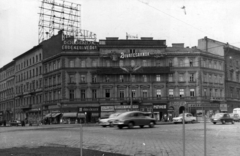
[
  {"x1": 230, "y1": 113, "x2": 240, "y2": 122},
  {"x1": 10, "y1": 120, "x2": 21, "y2": 126},
  {"x1": 173, "y1": 113, "x2": 196, "y2": 124},
  {"x1": 211, "y1": 113, "x2": 234, "y2": 124},
  {"x1": 99, "y1": 112, "x2": 123, "y2": 127},
  {"x1": 112, "y1": 111, "x2": 156, "y2": 129}
]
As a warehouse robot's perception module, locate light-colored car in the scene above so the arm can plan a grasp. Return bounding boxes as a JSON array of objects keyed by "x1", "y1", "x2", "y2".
[
  {"x1": 99, "y1": 113, "x2": 122, "y2": 127},
  {"x1": 112, "y1": 111, "x2": 156, "y2": 129},
  {"x1": 173, "y1": 113, "x2": 196, "y2": 124}
]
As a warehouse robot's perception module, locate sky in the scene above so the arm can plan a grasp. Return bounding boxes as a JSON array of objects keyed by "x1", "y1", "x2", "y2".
[{"x1": 1, "y1": 0, "x2": 240, "y2": 67}]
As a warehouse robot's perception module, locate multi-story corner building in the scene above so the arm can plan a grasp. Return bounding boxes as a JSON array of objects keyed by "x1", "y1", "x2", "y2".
[
  {"x1": 166, "y1": 43, "x2": 225, "y2": 117},
  {"x1": 0, "y1": 61, "x2": 15, "y2": 121},
  {"x1": 13, "y1": 45, "x2": 43, "y2": 121},
  {"x1": 198, "y1": 37, "x2": 240, "y2": 113}
]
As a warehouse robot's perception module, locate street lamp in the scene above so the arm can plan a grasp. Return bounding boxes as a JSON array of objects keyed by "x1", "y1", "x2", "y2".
[{"x1": 120, "y1": 65, "x2": 142, "y2": 111}]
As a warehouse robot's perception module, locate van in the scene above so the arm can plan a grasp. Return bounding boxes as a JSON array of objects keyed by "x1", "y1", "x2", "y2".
[{"x1": 233, "y1": 108, "x2": 240, "y2": 116}]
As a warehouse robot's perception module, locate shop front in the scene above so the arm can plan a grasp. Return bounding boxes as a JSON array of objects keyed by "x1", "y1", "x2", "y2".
[
  {"x1": 153, "y1": 104, "x2": 167, "y2": 121},
  {"x1": 79, "y1": 107, "x2": 100, "y2": 123},
  {"x1": 100, "y1": 106, "x2": 115, "y2": 118}
]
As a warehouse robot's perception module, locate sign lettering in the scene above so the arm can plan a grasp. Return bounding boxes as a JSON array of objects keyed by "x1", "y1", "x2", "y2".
[
  {"x1": 153, "y1": 105, "x2": 166, "y2": 109},
  {"x1": 120, "y1": 52, "x2": 150, "y2": 59},
  {"x1": 101, "y1": 106, "x2": 115, "y2": 112}
]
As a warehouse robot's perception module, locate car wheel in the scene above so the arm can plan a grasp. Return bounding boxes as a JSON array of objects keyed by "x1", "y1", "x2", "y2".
[
  {"x1": 149, "y1": 121, "x2": 155, "y2": 128},
  {"x1": 232, "y1": 121, "x2": 235, "y2": 124},
  {"x1": 128, "y1": 122, "x2": 134, "y2": 129},
  {"x1": 213, "y1": 122, "x2": 216, "y2": 124},
  {"x1": 118, "y1": 125, "x2": 123, "y2": 129},
  {"x1": 102, "y1": 125, "x2": 107, "y2": 128},
  {"x1": 174, "y1": 122, "x2": 177, "y2": 124},
  {"x1": 140, "y1": 125, "x2": 144, "y2": 128},
  {"x1": 191, "y1": 120, "x2": 195, "y2": 124},
  {"x1": 222, "y1": 120, "x2": 226, "y2": 124}
]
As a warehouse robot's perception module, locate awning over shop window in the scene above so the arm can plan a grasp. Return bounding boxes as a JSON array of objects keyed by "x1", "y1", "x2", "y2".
[
  {"x1": 44, "y1": 113, "x2": 52, "y2": 118},
  {"x1": 52, "y1": 113, "x2": 61, "y2": 118}
]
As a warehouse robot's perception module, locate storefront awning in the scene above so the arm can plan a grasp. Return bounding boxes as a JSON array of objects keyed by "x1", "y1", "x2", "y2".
[{"x1": 44, "y1": 113, "x2": 52, "y2": 118}]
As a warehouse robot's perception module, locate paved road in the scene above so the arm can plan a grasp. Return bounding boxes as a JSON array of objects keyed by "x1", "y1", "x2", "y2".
[{"x1": 0, "y1": 122, "x2": 240, "y2": 156}]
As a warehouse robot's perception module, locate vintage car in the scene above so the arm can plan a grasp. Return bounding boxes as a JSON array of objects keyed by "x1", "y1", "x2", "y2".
[
  {"x1": 173, "y1": 113, "x2": 196, "y2": 124},
  {"x1": 10, "y1": 120, "x2": 21, "y2": 126},
  {"x1": 99, "y1": 112, "x2": 122, "y2": 127},
  {"x1": 211, "y1": 113, "x2": 234, "y2": 124},
  {"x1": 112, "y1": 111, "x2": 156, "y2": 129}
]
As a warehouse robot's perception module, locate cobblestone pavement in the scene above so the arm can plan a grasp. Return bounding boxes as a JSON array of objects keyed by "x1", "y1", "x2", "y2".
[{"x1": 0, "y1": 122, "x2": 240, "y2": 156}]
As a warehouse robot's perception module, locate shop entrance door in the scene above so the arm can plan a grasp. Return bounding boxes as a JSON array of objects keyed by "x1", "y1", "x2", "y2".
[{"x1": 179, "y1": 106, "x2": 185, "y2": 114}]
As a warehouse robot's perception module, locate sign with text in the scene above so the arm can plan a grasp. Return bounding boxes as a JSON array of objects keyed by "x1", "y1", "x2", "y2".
[
  {"x1": 153, "y1": 105, "x2": 167, "y2": 110},
  {"x1": 115, "y1": 105, "x2": 139, "y2": 110},
  {"x1": 79, "y1": 107, "x2": 99, "y2": 112},
  {"x1": 101, "y1": 106, "x2": 115, "y2": 112},
  {"x1": 120, "y1": 52, "x2": 149, "y2": 59}
]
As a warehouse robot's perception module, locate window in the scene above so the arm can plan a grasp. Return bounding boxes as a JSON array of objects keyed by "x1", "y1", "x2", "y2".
[
  {"x1": 80, "y1": 75, "x2": 86, "y2": 83},
  {"x1": 119, "y1": 60, "x2": 124, "y2": 67},
  {"x1": 39, "y1": 53, "x2": 42, "y2": 61},
  {"x1": 119, "y1": 75, "x2": 124, "y2": 82},
  {"x1": 106, "y1": 61, "x2": 110, "y2": 67},
  {"x1": 189, "y1": 59, "x2": 193, "y2": 67},
  {"x1": 179, "y1": 59, "x2": 184, "y2": 67},
  {"x1": 230, "y1": 88, "x2": 233, "y2": 98},
  {"x1": 92, "y1": 75, "x2": 97, "y2": 83},
  {"x1": 105, "y1": 89, "x2": 110, "y2": 98},
  {"x1": 179, "y1": 73, "x2": 184, "y2": 82},
  {"x1": 156, "y1": 75, "x2": 161, "y2": 82},
  {"x1": 142, "y1": 90, "x2": 148, "y2": 98},
  {"x1": 143, "y1": 60, "x2": 147, "y2": 66},
  {"x1": 69, "y1": 90, "x2": 74, "y2": 101},
  {"x1": 179, "y1": 89, "x2": 184, "y2": 98},
  {"x1": 214, "y1": 61, "x2": 217, "y2": 69},
  {"x1": 168, "y1": 74, "x2": 173, "y2": 82},
  {"x1": 130, "y1": 49, "x2": 135, "y2": 53},
  {"x1": 204, "y1": 89, "x2": 207, "y2": 98},
  {"x1": 143, "y1": 75, "x2": 147, "y2": 82},
  {"x1": 209, "y1": 89, "x2": 212, "y2": 97},
  {"x1": 92, "y1": 89, "x2": 97, "y2": 99},
  {"x1": 220, "y1": 89, "x2": 223, "y2": 97},
  {"x1": 169, "y1": 59, "x2": 173, "y2": 67},
  {"x1": 156, "y1": 89, "x2": 161, "y2": 98},
  {"x1": 131, "y1": 75, "x2": 136, "y2": 82},
  {"x1": 53, "y1": 62, "x2": 56, "y2": 70},
  {"x1": 190, "y1": 89, "x2": 195, "y2": 97},
  {"x1": 209, "y1": 75, "x2": 212, "y2": 83},
  {"x1": 219, "y1": 62, "x2": 222, "y2": 70},
  {"x1": 69, "y1": 74, "x2": 75, "y2": 83},
  {"x1": 230, "y1": 71, "x2": 233, "y2": 81},
  {"x1": 69, "y1": 60, "x2": 74, "y2": 67},
  {"x1": 132, "y1": 90, "x2": 136, "y2": 98},
  {"x1": 169, "y1": 89, "x2": 174, "y2": 97},
  {"x1": 119, "y1": 90, "x2": 124, "y2": 99},
  {"x1": 105, "y1": 75, "x2": 109, "y2": 82},
  {"x1": 81, "y1": 90, "x2": 85, "y2": 100},
  {"x1": 92, "y1": 60, "x2": 97, "y2": 67},
  {"x1": 215, "y1": 89, "x2": 218, "y2": 97},
  {"x1": 131, "y1": 60, "x2": 135, "y2": 67},
  {"x1": 189, "y1": 73, "x2": 195, "y2": 82},
  {"x1": 81, "y1": 60, "x2": 86, "y2": 67}
]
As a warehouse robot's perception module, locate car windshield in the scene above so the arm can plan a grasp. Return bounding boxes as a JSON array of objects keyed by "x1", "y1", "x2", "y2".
[
  {"x1": 109, "y1": 113, "x2": 122, "y2": 118},
  {"x1": 213, "y1": 113, "x2": 224, "y2": 118}
]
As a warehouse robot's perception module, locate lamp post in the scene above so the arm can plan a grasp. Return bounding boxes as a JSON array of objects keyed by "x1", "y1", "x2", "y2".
[{"x1": 120, "y1": 65, "x2": 141, "y2": 111}]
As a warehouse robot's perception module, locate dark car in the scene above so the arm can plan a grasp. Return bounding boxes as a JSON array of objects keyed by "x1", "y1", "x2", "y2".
[
  {"x1": 112, "y1": 111, "x2": 156, "y2": 129},
  {"x1": 211, "y1": 113, "x2": 234, "y2": 124},
  {"x1": 10, "y1": 120, "x2": 21, "y2": 126}
]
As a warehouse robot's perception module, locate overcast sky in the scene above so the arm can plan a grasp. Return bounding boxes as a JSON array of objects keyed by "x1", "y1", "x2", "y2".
[{"x1": 1, "y1": 0, "x2": 240, "y2": 67}]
